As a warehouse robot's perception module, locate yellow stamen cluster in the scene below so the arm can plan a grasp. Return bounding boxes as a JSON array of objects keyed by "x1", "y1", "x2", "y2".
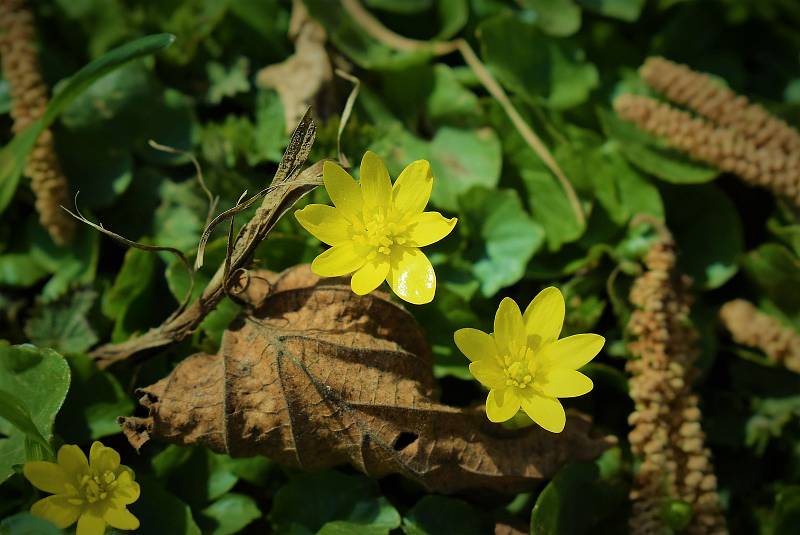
[
  {"x1": 355, "y1": 213, "x2": 409, "y2": 257},
  {"x1": 615, "y1": 57, "x2": 800, "y2": 208},
  {"x1": 720, "y1": 299, "x2": 800, "y2": 374},
  {"x1": 0, "y1": 0, "x2": 74, "y2": 244},
  {"x1": 627, "y1": 235, "x2": 727, "y2": 535}
]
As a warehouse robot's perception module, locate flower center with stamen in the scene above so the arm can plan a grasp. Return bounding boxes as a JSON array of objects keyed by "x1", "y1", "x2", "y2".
[
  {"x1": 354, "y1": 213, "x2": 409, "y2": 258},
  {"x1": 501, "y1": 348, "x2": 539, "y2": 389},
  {"x1": 77, "y1": 470, "x2": 118, "y2": 504}
]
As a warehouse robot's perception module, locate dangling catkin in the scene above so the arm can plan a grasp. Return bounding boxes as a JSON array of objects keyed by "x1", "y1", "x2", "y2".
[
  {"x1": 0, "y1": 0, "x2": 73, "y2": 244},
  {"x1": 640, "y1": 57, "x2": 800, "y2": 155},
  {"x1": 720, "y1": 299, "x2": 800, "y2": 374},
  {"x1": 614, "y1": 94, "x2": 800, "y2": 207},
  {"x1": 627, "y1": 235, "x2": 727, "y2": 535}
]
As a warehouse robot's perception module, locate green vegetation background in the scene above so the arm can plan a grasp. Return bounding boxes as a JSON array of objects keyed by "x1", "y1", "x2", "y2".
[{"x1": 1, "y1": 0, "x2": 800, "y2": 533}]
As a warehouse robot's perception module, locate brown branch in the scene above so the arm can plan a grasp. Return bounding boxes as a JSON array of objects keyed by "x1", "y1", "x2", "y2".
[
  {"x1": 338, "y1": 0, "x2": 585, "y2": 227},
  {"x1": 89, "y1": 110, "x2": 323, "y2": 368}
]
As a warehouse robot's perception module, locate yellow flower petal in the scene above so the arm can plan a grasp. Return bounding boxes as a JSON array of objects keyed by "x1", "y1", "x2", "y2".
[
  {"x1": 23, "y1": 461, "x2": 71, "y2": 494},
  {"x1": 104, "y1": 507, "x2": 140, "y2": 531},
  {"x1": 485, "y1": 388, "x2": 520, "y2": 423},
  {"x1": 522, "y1": 287, "x2": 564, "y2": 349},
  {"x1": 89, "y1": 441, "x2": 120, "y2": 474},
  {"x1": 405, "y1": 212, "x2": 457, "y2": 247},
  {"x1": 350, "y1": 257, "x2": 390, "y2": 295},
  {"x1": 57, "y1": 444, "x2": 88, "y2": 475},
  {"x1": 541, "y1": 368, "x2": 593, "y2": 398},
  {"x1": 323, "y1": 161, "x2": 363, "y2": 220},
  {"x1": 391, "y1": 160, "x2": 432, "y2": 215},
  {"x1": 294, "y1": 204, "x2": 352, "y2": 245},
  {"x1": 494, "y1": 297, "x2": 526, "y2": 355},
  {"x1": 111, "y1": 472, "x2": 140, "y2": 506},
  {"x1": 519, "y1": 392, "x2": 566, "y2": 433},
  {"x1": 311, "y1": 243, "x2": 368, "y2": 277},
  {"x1": 454, "y1": 328, "x2": 497, "y2": 363},
  {"x1": 387, "y1": 246, "x2": 435, "y2": 304},
  {"x1": 76, "y1": 511, "x2": 106, "y2": 535},
  {"x1": 30, "y1": 495, "x2": 81, "y2": 529},
  {"x1": 543, "y1": 333, "x2": 605, "y2": 369},
  {"x1": 469, "y1": 360, "x2": 506, "y2": 389},
  {"x1": 359, "y1": 151, "x2": 392, "y2": 213}
]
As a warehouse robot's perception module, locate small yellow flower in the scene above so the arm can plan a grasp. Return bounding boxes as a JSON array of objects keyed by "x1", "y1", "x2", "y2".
[
  {"x1": 454, "y1": 287, "x2": 604, "y2": 432},
  {"x1": 23, "y1": 441, "x2": 140, "y2": 535},
  {"x1": 295, "y1": 151, "x2": 457, "y2": 304}
]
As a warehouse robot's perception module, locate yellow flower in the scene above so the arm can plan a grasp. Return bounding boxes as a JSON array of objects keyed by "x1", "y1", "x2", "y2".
[
  {"x1": 454, "y1": 288, "x2": 604, "y2": 432},
  {"x1": 295, "y1": 151, "x2": 456, "y2": 304},
  {"x1": 23, "y1": 442, "x2": 140, "y2": 535}
]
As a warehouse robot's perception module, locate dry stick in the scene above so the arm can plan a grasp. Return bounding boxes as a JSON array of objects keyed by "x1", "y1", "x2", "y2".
[
  {"x1": 338, "y1": 0, "x2": 585, "y2": 227},
  {"x1": 334, "y1": 68, "x2": 361, "y2": 168},
  {"x1": 89, "y1": 110, "x2": 323, "y2": 368}
]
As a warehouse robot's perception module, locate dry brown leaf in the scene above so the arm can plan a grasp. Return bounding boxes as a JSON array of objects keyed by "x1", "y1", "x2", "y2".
[
  {"x1": 256, "y1": 0, "x2": 332, "y2": 133},
  {"x1": 120, "y1": 265, "x2": 613, "y2": 494}
]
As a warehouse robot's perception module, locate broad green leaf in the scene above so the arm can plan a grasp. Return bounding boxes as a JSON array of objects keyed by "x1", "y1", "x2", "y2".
[
  {"x1": 0, "y1": 345, "x2": 70, "y2": 482},
  {"x1": 365, "y1": 0, "x2": 433, "y2": 13},
  {"x1": 402, "y1": 495, "x2": 483, "y2": 535},
  {"x1": 459, "y1": 187, "x2": 545, "y2": 296},
  {"x1": 0, "y1": 34, "x2": 175, "y2": 215},
  {"x1": 199, "y1": 493, "x2": 262, "y2": 535},
  {"x1": 774, "y1": 486, "x2": 800, "y2": 534},
  {"x1": 24, "y1": 288, "x2": 99, "y2": 354},
  {"x1": 745, "y1": 396, "x2": 800, "y2": 455},
  {"x1": 152, "y1": 445, "x2": 240, "y2": 506},
  {"x1": 521, "y1": 166, "x2": 585, "y2": 251},
  {"x1": 206, "y1": 57, "x2": 251, "y2": 104},
  {"x1": 0, "y1": 391, "x2": 51, "y2": 458},
  {"x1": 662, "y1": 184, "x2": 743, "y2": 289},
  {"x1": 429, "y1": 127, "x2": 502, "y2": 211},
  {"x1": 598, "y1": 108, "x2": 719, "y2": 184},
  {"x1": 368, "y1": 123, "x2": 432, "y2": 177},
  {"x1": 123, "y1": 475, "x2": 201, "y2": 535},
  {"x1": 479, "y1": 12, "x2": 598, "y2": 109},
  {"x1": 531, "y1": 462, "x2": 599, "y2": 534},
  {"x1": 270, "y1": 470, "x2": 401, "y2": 535},
  {"x1": 56, "y1": 353, "x2": 134, "y2": 442},
  {"x1": 102, "y1": 247, "x2": 161, "y2": 343},
  {"x1": 577, "y1": 0, "x2": 645, "y2": 21},
  {"x1": 426, "y1": 64, "x2": 480, "y2": 125},
  {"x1": 0, "y1": 513, "x2": 62, "y2": 535},
  {"x1": 741, "y1": 243, "x2": 800, "y2": 326},
  {"x1": 521, "y1": 0, "x2": 582, "y2": 37},
  {"x1": 0, "y1": 254, "x2": 48, "y2": 287}
]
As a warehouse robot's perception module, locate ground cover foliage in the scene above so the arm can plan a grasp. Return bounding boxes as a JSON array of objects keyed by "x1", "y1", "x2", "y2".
[{"x1": 0, "y1": 0, "x2": 799, "y2": 534}]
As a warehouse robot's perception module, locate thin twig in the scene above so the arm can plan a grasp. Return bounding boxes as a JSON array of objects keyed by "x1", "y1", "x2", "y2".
[
  {"x1": 148, "y1": 139, "x2": 219, "y2": 227},
  {"x1": 334, "y1": 68, "x2": 361, "y2": 167},
  {"x1": 339, "y1": 0, "x2": 585, "y2": 226}
]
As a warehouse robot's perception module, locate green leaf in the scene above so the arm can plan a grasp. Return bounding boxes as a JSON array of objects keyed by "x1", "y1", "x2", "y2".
[
  {"x1": 741, "y1": 243, "x2": 800, "y2": 327},
  {"x1": 102, "y1": 247, "x2": 161, "y2": 343},
  {"x1": 774, "y1": 486, "x2": 800, "y2": 534},
  {"x1": 401, "y1": 495, "x2": 483, "y2": 535},
  {"x1": 577, "y1": 0, "x2": 645, "y2": 21},
  {"x1": 521, "y1": 166, "x2": 585, "y2": 251},
  {"x1": 663, "y1": 184, "x2": 743, "y2": 289},
  {"x1": 0, "y1": 33, "x2": 175, "y2": 215},
  {"x1": 123, "y1": 475, "x2": 201, "y2": 535},
  {"x1": 0, "y1": 345, "x2": 70, "y2": 482},
  {"x1": 270, "y1": 470, "x2": 401, "y2": 535},
  {"x1": 199, "y1": 493, "x2": 262, "y2": 535},
  {"x1": 56, "y1": 353, "x2": 134, "y2": 442},
  {"x1": 530, "y1": 462, "x2": 598, "y2": 535},
  {"x1": 151, "y1": 445, "x2": 240, "y2": 507},
  {"x1": 206, "y1": 57, "x2": 251, "y2": 104},
  {"x1": 365, "y1": 0, "x2": 433, "y2": 14},
  {"x1": 0, "y1": 254, "x2": 48, "y2": 287},
  {"x1": 24, "y1": 288, "x2": 99, "y2": 354},
  {"x1": 425, "y1": 64, "x2": 479, "y2": 125},
  {"x1": 0, "y1": 391, "x2": 52, "y2": 458},
  {"x1": 521, "y1": 0, "x2": 582, "y2": 37},
  {"x1": 459, "y1": 187, "x2": 545, "y2": 296},
  {"x1": 429, "y1": 127, "x2": 502, "y2": 211},
  {"x1": 479, "y1": 12, "x2": 598, "y2": 109},
  {"x1": 0, "y1": 513, "x2": 62, "y2": 535},
  {"x1": 598, "y1": 108, "x2": 719, "y2": 184}
]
